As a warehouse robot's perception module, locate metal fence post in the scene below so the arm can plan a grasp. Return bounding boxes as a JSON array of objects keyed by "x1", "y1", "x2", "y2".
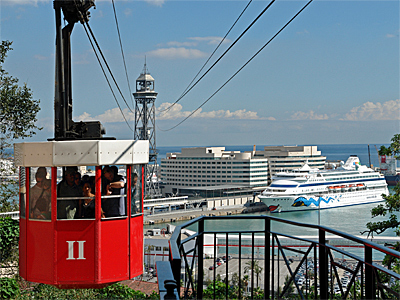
[
  {"x1": 365, "y1": 245, "x2": 374, "y2": 299},
  {"x1": 265, "y1": 217, "x2": 271, "y2": 299},
  {"x1": 169, "y1": 231, "x2": 181, "y2": 297},
  {"x1": 319, "y1": 228, "x2": 328, "y2": 299},
  {"x1": 198, "y1": 218, "x2": 204, "y2": 300}
]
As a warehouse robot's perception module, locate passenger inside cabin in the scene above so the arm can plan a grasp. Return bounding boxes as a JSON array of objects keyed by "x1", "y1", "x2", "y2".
[
  {"x1": 131, "y1": 172, "x2": 139, "y2": 214},
  {"x1": 30, "y1": 167, "x2": 51, "y2": 220},
  {"x1": 57, "y1": 167, "x2": 82, "y2": 219},
  {"x1": 75, "y1": 172, "x2": 82, "y2": 188},
  {"x1": 80, "y1": 179, "x2": 105, "y2": 219},
  {"x1": 101, "y1": 165, "x2": 126, "y2": 218}
]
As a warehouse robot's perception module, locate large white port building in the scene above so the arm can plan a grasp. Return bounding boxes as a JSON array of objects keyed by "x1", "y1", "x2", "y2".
[{"x1": 160, "y1": 145, "x2": 326, "y2": 197}]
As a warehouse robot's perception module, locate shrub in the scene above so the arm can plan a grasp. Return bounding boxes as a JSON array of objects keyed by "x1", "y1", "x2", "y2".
[{"x1": 0, "y1": 277, "x2": 20, "y2": 299}]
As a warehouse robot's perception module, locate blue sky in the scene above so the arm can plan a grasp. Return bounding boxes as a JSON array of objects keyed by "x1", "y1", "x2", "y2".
[{"x1": 1, "y1": 0, "x2": 399, "y2": 146}]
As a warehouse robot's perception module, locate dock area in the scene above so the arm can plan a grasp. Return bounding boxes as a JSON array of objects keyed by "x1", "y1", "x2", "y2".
[{"x1": 144, "y1": 202, "x2": 268, "y2": 225}]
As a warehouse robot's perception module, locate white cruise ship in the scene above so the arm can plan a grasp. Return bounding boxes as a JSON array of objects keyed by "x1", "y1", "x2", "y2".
[{"x1": 258, "y1": 156, "x2": 388, "y2": 213}]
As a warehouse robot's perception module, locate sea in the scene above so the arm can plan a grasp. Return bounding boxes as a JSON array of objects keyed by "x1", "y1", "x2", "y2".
[{"x1": 151, "y1": 144, "x2": 399, "y2": 242}]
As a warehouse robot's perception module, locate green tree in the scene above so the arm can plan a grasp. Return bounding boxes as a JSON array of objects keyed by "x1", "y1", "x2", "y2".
[
  {"x1": 0, "y1": 217, "x2": 19, "y2": 263},
  {"x1": 244, "y1": 260, "x2": 263, "y2": 287},
  {"x1": 378, "y1": 134, "x2": 400, "y2": 158},
  {"x1": 203, "y1": 280, "x2": 238, "y2": 299},
  {"x1": 0, "y1": 40, "x2": 41, "y2": 212},
  {"x1": 364, "y1": 134, "x2": 400, "y2": 297}
]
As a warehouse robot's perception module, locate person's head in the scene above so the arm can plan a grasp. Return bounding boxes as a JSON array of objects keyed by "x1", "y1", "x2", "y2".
[
  {"x1": 102, "y1": 166, "x2": 114, "y2": 182},
  {"x1": 75, "y1": 172, "x2": 81, "y2": 186},
  {"x1": 132, "y1": 173, "x2": 138, "y2": 186},
  {"x1": 65, "y1": 167, "x2": 77, "y2": 186},
  {"x1": 35, "y1": 167, "x2": 47, "y2": 188},
  {"x1": 82, "y1": 181, "x2": 92, "y2": 195}
]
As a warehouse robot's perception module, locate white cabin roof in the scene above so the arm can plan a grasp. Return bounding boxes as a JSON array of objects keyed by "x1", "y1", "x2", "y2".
[{"x1": 14, "y1": 140, "x2": 149, "y2": 167}]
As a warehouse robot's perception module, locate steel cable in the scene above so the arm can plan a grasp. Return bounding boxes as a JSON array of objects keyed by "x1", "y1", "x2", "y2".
[
  {"x1": 158, "y1": 0, "x2": 275, "y2": 114},
  {"x1": 160, "y1": 0, "x2": 313, "y2": 132}
]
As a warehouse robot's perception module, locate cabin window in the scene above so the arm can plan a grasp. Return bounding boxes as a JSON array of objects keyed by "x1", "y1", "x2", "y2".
[
  {"x1": 29, "y1": 167, "x2": 52, "y2": 221},
  {"x1": 19, "y1": 167, "x2": 26, "y2": 219},
  {"x1": 131, "y1": 165, "x2": 143, "y2": 216},
  {"x1": 57, "y1": 166, "x2": 86, "y2": 220},
  {"x1": 101, "y1": 165, "x2": 127, "y2": 219}
]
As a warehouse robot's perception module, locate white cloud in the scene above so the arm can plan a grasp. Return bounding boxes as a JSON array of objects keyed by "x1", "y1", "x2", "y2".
[
  {"x1": 342, "y1": 99, "x2": 400, "y2": 121},
  {"x1": 146, "y1": 47, "x2": 207, "y2": 60},
  {"x1": 124, "y1": 8, "x2": 133, "y2": 17},
  {"x1": 34, "y1": 54, "x2": 48, "y2": 61},
  {"x1": 290, "y1": 110, "x2": 329, "y2": 120},
  {"x1": 75, "y1": 112, "x2": 95, "y2": 122},
  {"x1": 166, "y1": 41, "x2": 198, "y2": 47},
  {"x1": 144, "y1": 0, "x2": 165, "y2": 7},
  {"x1": 75, "y1": 108, "x2": 134, "y2": 123},
  {"x1": 189, "y1": 36, "x2": 231, "y2": 45},
  {"x1": 296, "y1": 29, "x2": 309, "y2": 35},
  {"x1": 156, "y1": 102, "x2": 267, "y2": 120},
  {"x1": 289, "y1": 100, "x2": 400, "y2": 121},
  {"x1": 158, "y1": 37, "x2": 229, "y2": 48},
  {"x1": 1, "y1": 0, "x2": 50, "y2": 6},
  {"x1": 386, "y1": 30, "x2": 399, "y2": 38}
]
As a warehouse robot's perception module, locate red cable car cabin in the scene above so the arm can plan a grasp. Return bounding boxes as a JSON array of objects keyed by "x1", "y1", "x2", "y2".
[{"x1": 14, "y1": 139, "x2": 149, "y2": 289}]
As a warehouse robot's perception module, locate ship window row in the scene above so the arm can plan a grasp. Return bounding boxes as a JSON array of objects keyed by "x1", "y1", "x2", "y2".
[
  {"x1": 270, "y1": 163, "x2": 325, "y2": 167},
  {"x1": 268, "y1": 156, "x2": 325, "y2": 159},
  {"x1": 162, "y1": 175, "x2": 238, "y2": 179},
  {"x1": 162, "y1": 170, "x2": 233, "y2": 174},
  {"x1": 161, "y1": 173, "x2": 267, "y2": 178},
  {"x1": 327, "y1": 175, "x2": 378, "y2": 181},
  {"x1": 162, "y1": 165, "x2": 235, "y2": 169},
  {"x1": 161, "y1": 165, "x2": 268, "y2": 170},
  {"x1": 164, "y1": 182, "x2": 266, "y2": 187},
  {"x1": 162, "y1": 160, "x2": 268, "y2": 165}
]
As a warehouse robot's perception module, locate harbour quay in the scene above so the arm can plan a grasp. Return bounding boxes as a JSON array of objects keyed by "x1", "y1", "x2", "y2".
[{"x1": 143, "y1": 194, "x2": 261, "y2": 225}]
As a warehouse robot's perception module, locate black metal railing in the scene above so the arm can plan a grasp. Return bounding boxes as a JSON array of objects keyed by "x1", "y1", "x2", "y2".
[{"x1": 157, "y1": 215, "x2": 400, "y2": 300}]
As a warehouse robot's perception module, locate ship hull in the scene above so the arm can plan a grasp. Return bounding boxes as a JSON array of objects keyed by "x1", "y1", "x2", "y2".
[
  {"x1": 259, "y1": 188, "x2": 388, "y2": 213},
  {"x1": 384, "y1": 174, "x2": 399, "y2": 186}
]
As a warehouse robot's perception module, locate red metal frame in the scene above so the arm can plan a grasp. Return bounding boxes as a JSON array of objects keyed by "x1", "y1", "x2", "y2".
[{"x1": 20, "y1": 164, "x2": 145, "y2": 289}]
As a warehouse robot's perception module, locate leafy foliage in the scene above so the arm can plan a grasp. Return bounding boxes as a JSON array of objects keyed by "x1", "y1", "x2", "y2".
[
  {"x1": 364, "y1": 134, "x2": 400, "y2": 295},
  {"x1": 19, "y1": 283, "x2": 98, "y2": 299},
  {"x1": 244, "y1": 260, "x2": 263, "y2": 287},
  {"x1": 203, "y1": 280, "x2": 234, "y2": 299},
  {"x1": 366, "y1": 134, "x2": 400, "y2": 238},
  {"x1": 0, "y1": 277, "x2": 20, "y2": 299},
  {"x1": 378, "y1": 134, "x2": 400, "y2": 158},
  {"x1": 0, "y1": 180, "x2": 18, "y2": 213},
  {"x1": 0, "y1": 40, "x2": 41, "y2": 152},
  {"x1": 378, "y1": 145, "x2": 392, "y2": 156},
  {"x1": 0, "y1": 217, "x2": 19, "y2": 263},
  {"x1": 365, "y1": 173, "x2": 400, "y2": 237},
  {"x1": 98, "y1": 283, "x2": 157, "y2": 299},
  {"x1": 16, "y1": 283, "x2": 159, "y2": 299},
  {"x1": 0, "y1": 40, "x2": 41, "y2": 212}
]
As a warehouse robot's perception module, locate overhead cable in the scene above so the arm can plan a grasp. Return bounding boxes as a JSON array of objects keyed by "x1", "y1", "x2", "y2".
[
  {"x1": 160, "y1": 0, "x2": 254, "y2": 115},
  {"x1": 81, "y1": 22, "x2": 133, "y2": 131},
  {"x1": 85, "y1": 22, "x2": 134, "y2": 114},
  {"x1": 159, "y1": 0, "x2": 275, "y2": 114},
  {"x1": 112, "y1": 0, "x2": 135, "y2": 109},
  {"x1": 160, "y1": 0, "x2": 313, "y2": 132}
]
